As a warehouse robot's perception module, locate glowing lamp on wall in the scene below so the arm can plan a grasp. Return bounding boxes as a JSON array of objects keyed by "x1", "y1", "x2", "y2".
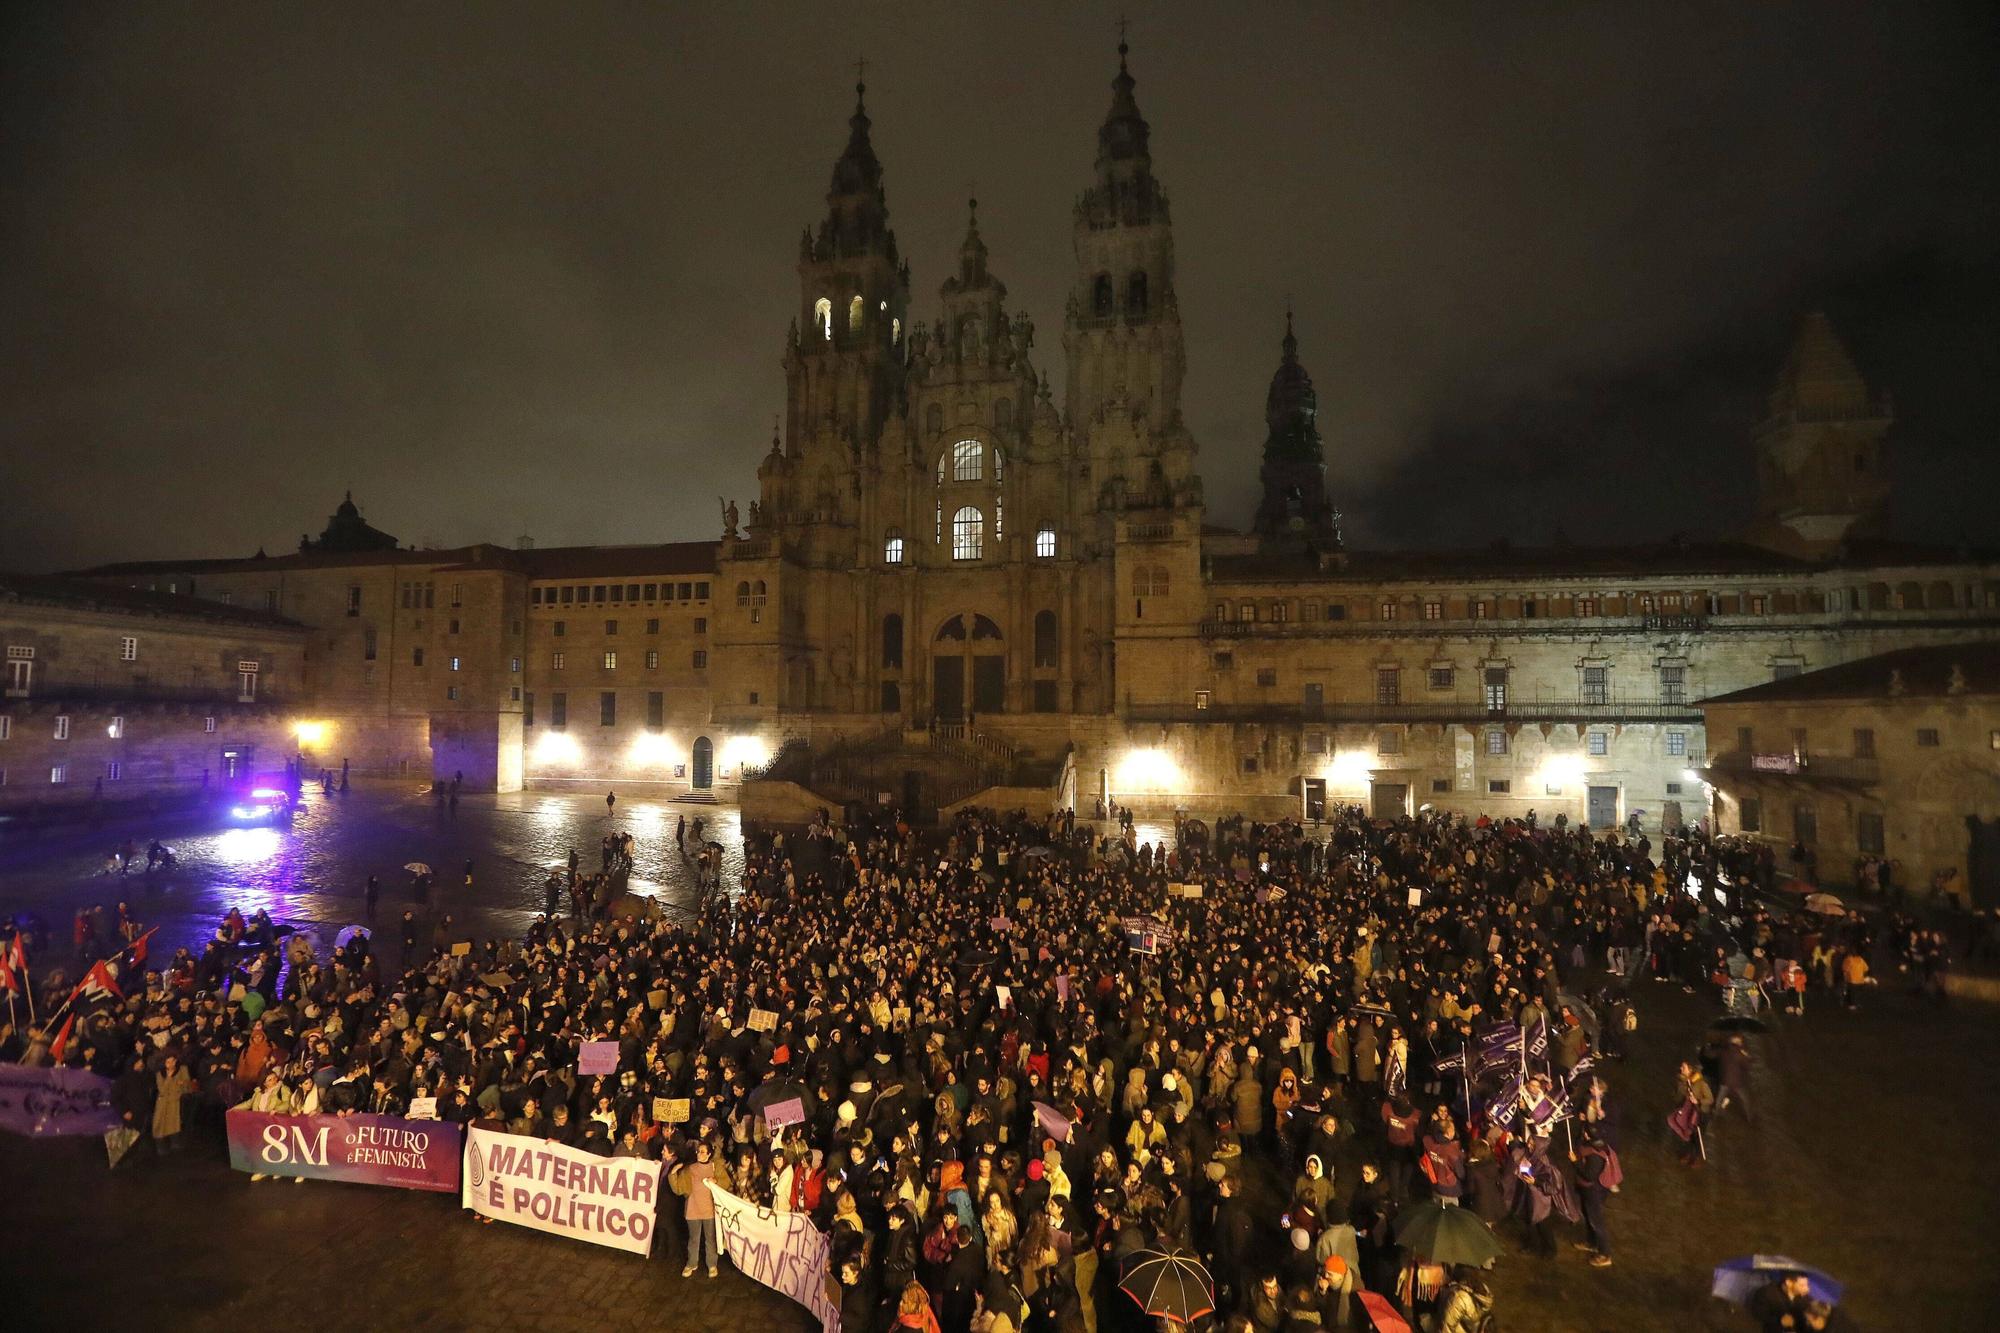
[
  {"x1": 1538, "y1": 753, "x2": 1587, "y2": 794},
  {"x1": 293, "y1": 721, "x2": 328, "y2": 745},
  {"x1": 1324, "y1": 750, "x2": 1374, "y2": 791},
  {"x1": 723, "y1": 735, "x2": 770, "y2": 774},
  {"x1": 533, "y1": 731, "x2": 581, "y2": 765},
  {"x1": 628, "y1": 732, "x2": 676, "y2": 766},
  {"x1": 1114, "y1": 747, "x2": 1181, "y2": 794}
]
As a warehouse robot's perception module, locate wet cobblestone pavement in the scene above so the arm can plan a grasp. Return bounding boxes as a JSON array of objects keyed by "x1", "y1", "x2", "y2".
[
  {"x1": 4, "y1": 793, "x2": 1999, "y2": 1329},
  {"x1": 0, "y1": 783, "x2": 743, "y2": 969}
]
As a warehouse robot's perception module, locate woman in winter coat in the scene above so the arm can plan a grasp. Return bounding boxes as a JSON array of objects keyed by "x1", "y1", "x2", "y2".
[{"x1": 152, "y1": 1054, "x2": 194, "y2": 1154}]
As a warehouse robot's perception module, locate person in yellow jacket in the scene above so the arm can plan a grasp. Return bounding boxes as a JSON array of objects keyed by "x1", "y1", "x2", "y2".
[{"x1": 1840, "y1": 950, "x2": 1872, "y2": 1010}]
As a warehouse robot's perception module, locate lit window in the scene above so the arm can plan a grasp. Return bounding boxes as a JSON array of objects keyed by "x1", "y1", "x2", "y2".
[
  {"x1": 1423, "y1": 601, "x2": 1441, "y2": 621},
  {"x1": 203, "y1": 716, "x2": 216, "y2": 733},
  {"x1": 119, "y1": 636, "x2": 138, "y2": 662},
  {"x1": 450, "y1": 657, "x2": 461, "y2": 672},
  {"x1": 1035, "y1": 527, "x2": 1057, "y2": 559},
  {"x1": 1587, "y1": 731, "x2": 1608, "y2": 756},
  {"x1": 108, "y1": 717, "x2": 124, "y2": 739},
  {"x1": 885, "y1": 532, "x2": 905, "y2": 564},
  {"x1": 603, "y1": 652, "x2": 617, "y2": 671},
  {"x1": 814, "y1": 297, "x2": 832, "y2": 340},
  {"x1": 951, "y1": 507, "x2": 984, "y2": 560},
  {"x1": 50, "y1": 764, "x2": 66, "y2": 785},
  {"x1": 106, "y1": 761, "x2": 121, "y2": 781},
  {"x1": 645, "y1": 650, "x2": 659, "y2": 670},
  {"x1": 1379, "y1": 600, "x2": 1396, "y2": 621},
  {"x1": 551, "y1": 652, "x2": 565, "y2": 670},
  {"x1": 1582, "y1": 666, "x2": 1609, "y2": 704},
  {"x1": 54, "y1": 715, "x2": 69, "y2": 741},
  {"x1": 1666, "y1": 731, "x2": 1687, "y2": 756},
  {"x1": 1194, "y1": 690, "x2": 1210, "y2": 710},
  {"x1": 951, "y1": 438, "x2": 984, "y2": 481},
  {"x1": 1577, "y1": 597, "x2": 1599, "y2": 617}
]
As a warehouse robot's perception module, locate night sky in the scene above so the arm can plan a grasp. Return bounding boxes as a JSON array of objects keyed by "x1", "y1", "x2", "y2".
[{"x1": 3, "y1": 3, "x2": 1996, "y2": 573}]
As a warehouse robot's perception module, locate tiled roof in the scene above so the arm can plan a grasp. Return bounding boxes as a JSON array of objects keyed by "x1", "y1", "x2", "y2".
[
  {"x1": 1700, "y1": 641, "x2": 2000, "y2": 705},
  {"x1": 0, "y1": 572, "x2": 304, "y2": 630}
]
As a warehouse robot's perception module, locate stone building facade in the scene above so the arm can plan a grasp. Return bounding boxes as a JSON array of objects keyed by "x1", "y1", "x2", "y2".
[
  {"x1": 1701, "y1": 643, "x2": 2000, "y2": 904},
  {"x1": 0, "y1": 574, "x2": 309, "y2": 808},
  {"x1": 63, "y1": 44, "x2": 2000, "y2": 845}
]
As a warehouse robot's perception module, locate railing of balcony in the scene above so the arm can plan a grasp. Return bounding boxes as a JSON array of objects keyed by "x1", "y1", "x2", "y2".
[{"x1": 1123, "y1": 700, "x2": 1705, "y2": 725}]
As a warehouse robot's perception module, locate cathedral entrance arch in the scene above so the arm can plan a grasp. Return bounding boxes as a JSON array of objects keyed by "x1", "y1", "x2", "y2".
[
  {"x1": 932, "y1": 613, "x2": 1006, "y2": 722},
  {"x1": 691, "y1": 737, "x2": 713, "y2": 790}
]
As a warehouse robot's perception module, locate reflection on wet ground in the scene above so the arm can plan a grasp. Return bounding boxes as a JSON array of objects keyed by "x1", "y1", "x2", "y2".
[{"x1": 0, "y1": 785, "x2": 742, "y2": 971}]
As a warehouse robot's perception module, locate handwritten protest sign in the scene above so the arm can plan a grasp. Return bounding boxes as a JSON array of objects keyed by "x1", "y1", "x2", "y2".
[
  {"x1": 578, "y1": 1041, "x2": 619, "y2": 1075},
  {"x1": 761, "y1": 1096, "x2": 806, "y2": 1129},
  {"x1": 656, "y1": 1097, "x2": 691, "y2": 1124},
  {"x1": 710, "y1": 1183, "x2": 839, "y2": 1332},
  {"x1": 748, "y1": 1008, "x2": 779, "y2": 1033}
]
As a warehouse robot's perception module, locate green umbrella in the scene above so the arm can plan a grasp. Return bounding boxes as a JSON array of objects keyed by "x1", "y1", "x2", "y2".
[{"x1": 1393, "y1": 1201, "x2": 1503, "y2": 1267}]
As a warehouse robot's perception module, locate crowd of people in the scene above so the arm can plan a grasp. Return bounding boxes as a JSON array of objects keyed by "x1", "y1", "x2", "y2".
[{"x1": 0, "y1": 801, "x2": 1904, "y2": 1332}]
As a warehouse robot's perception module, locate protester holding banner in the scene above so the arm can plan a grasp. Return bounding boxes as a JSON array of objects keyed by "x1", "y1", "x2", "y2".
[{"x1": 2, "y1": 798, "x2": 1866, "y2": 1332}]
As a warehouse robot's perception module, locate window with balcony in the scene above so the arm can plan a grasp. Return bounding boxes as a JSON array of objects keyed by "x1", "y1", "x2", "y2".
[
  {"x1": 1659, "y1": 665, "x2": 1687, "y2": 705},
  {"x1": 1582, "y1": 665, "x2": 1609, "y2": 705},
  {"x1": 1376, "y1": 668, "x2": 1401, "y2": 705},
  {"x1": 1483, "y1": 668, "x2": 1508, "y2": 712},
  {"x1": 1428, "y1": 668, "x2": 1455, "y2": 691}
]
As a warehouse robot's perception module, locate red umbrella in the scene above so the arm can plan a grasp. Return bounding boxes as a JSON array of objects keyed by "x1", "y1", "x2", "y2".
[{"x1": 1360, "y1": 1291, "x2": 1413, "y2": 1333}]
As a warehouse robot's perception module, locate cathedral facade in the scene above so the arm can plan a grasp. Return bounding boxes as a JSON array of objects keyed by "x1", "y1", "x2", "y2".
[{"x1": 61, "y1": 46, "x2": 2000, "y2": 848}]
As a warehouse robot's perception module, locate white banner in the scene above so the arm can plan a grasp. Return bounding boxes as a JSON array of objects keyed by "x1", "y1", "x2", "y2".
[
  {"x1": 710, "y1": 1182, "x2": 840, "y2": 1333},
  {"x1": 462, "y1": 1126, "x2": 662, "y2": 1256}
]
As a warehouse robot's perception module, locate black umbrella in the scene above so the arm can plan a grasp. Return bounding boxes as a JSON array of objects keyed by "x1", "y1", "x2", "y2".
[
  {"x1": 1119, "y1": 1248, "x2": 1214, "y2": 1325},
  {"x1": 1393, "y1": 1201, "x2": 1503, "y2": 1267}
]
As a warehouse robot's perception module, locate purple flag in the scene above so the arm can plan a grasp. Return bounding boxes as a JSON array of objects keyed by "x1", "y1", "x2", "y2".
[
  {"x1": 1667, "y1": 1098, "x2": 1700, "y2": 1142},
  {"x1": 1055, "y1": 974, "x2": 1070, "y2": 1003},
  {"x1": 1524, "y1": 1016, "x2": 1550, "y2": 1063},
  {"x1": 1033, "y1": 1100, "x2": 1072, "y2": 1145},
  {"x1": 1485, "y1": 1072, "x2": 1522, "y2": 1126}
]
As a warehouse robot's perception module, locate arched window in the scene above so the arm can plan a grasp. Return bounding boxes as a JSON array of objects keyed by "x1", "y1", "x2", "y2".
[
  {"x1": 992, "y1": 445, "x2": 1004, "y2": 482},
  {"x1": 951, "y1": 438, "x2": 984, "y2": 481},
  {"x1": 848, "y1": 295, "x2": 865, "y2": 335},
  {"x1": 813, "y1": 298, "x2": 832, "y2": 341},
  {"x1": 892, "y1": 317, "x2": 902, "y2": 345},
  {"x1": 751, "y1": 580, "x2": 767, "y2": 605},
  {"x1": 879, "y1": 681, "x2": 901, "y2": 713},
  {"x1": 1035, "y1": 526, "x2": 1057, "y2": 559},
  {"x1": 1128, "y1": 271, "x2": 1148, "y2": 317},
  {"x1": 1092, "y1": 274, "x2": 1113, "y2": 317},
  {"x1": 994, "y1": 399, "x2": 1012, "y2": 431},
  {"x1": 883, "y1": 530, "x2": 904, "y2": 564},
  {"x1": 951, "y1": 507, "x2": 984, "y2": 560},
  {"x1": 1034, "y1": 610, "x2": 1059, "y2": 668},
  {"x1": 925, "y1": 403, "x2": 943, "y2": 436},
  {"x1": 881, "y1": 613, "x2": 903, "y2": 669},
  {"x1": 735, "y1": 581, "x2": 751, "y2": 607}
]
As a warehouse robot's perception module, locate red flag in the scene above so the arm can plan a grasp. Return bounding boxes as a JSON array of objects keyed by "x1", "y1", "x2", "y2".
[
  {"x1": 78, "y1": 959, "x2": 124, "y2": 1004},
  {"x1": 8, "y1": 933, "x2": 24, "y2": 974},
  {"x1": 0, "y1": 950, "x2": 15, "y2": 997},
  {"x1": 47, "y1": 1012, "x2": 78, "y2": 1064},
  {"x1": 126, "y1": 927, "x2": 157, "y2": 969}
]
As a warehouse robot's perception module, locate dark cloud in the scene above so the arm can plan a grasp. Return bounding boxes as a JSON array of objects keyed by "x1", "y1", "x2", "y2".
[{"x1": 2, "y1": 2, "x2": 1995, "y2": 570}]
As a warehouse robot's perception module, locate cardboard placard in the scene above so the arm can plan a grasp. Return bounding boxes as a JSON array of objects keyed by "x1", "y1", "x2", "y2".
[
  {"x1": 450, "y1": 941, "x2": 472, "y2": 957},
  {"x1": 1407, "y1": 888, "x2": 1423, "y2": 908},
  {"x1": 578, "y1": 1040, "x2": 619, "y2": 1075},
  {"x1": 657, "y1": 1097, "x2": 692, "y2": 1124},
  {"x1": 1016, "y1": 897, "x2": 1033, "y2": 911},
  {"x1": 996, "y1": 985, "x2": 1013, "y2": 1009},
  {"x1": 647, "y1": 988, "x2": 669, "y2": 1010},
  {"x1": 748, "y1": 1008, "x2": 779, "y2": 1033}
]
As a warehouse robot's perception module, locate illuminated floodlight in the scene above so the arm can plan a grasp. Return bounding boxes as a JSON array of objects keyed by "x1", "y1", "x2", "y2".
[
  {"x1": 723, "y1": 735, "x2": 770, "y2": 772},
  {"x1": 1114, "y1": 747, "x2": 1181, "y2": 794},
  {"x1": 629, "y1": 732, "x2": 676, "y2": 766},
  {"x1": 293, "y1": 721, "x2": 328, "y2": 745},
  {"x1": 533, "y1": 731, "x2": 582, "y2": 765}
]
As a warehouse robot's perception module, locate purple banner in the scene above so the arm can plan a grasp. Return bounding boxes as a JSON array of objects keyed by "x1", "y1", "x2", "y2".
[
  {"x1": 0, "y1": 1064, "x2": 121, "y2": 1136},
  {"x1": 226, "y1": 1109, "x2": 461, "y2": 1192}
]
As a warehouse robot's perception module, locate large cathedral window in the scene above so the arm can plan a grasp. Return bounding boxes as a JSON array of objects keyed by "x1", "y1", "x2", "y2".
[
  {"x1": 814, "y1": 298, "x2": 832, "y2": 341},
  {"x1": 1092, "y1": 274, "x2": 1113, "y2": 318},
  {"x1": 849, "y1": 295, "x2": 865, "y2": 335},
  {"x1": 951, "y1": 507, "x2": 984, "y2": 561},
  {"x1": 884, "y1": 530, "x2": 904, "y2": 565},
  {"x1": 1128, "y1": 271, "x2": 1148, "y2": 317},
  {"x1": 951, "y1": 439, "x2": 984, "y2": 481},
  {"x1": 1035, "y1": 526, "x2": 1057, "y2": 559}
]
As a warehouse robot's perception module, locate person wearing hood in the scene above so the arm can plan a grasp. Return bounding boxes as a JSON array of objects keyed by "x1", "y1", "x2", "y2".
[{"x1": 1293, "y1": 1154, "x2": 1334, "y2": 1218}]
